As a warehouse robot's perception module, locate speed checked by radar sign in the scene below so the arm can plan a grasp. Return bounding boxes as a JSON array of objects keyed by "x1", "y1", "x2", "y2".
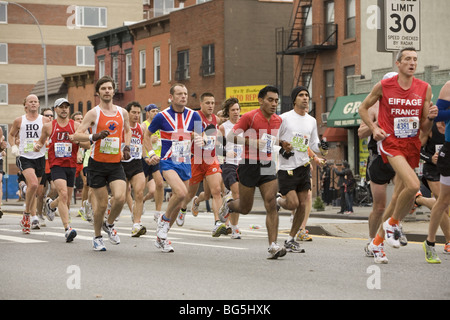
[{"x1": 385, "y1": 0, "x2": 421, "y2": 51}]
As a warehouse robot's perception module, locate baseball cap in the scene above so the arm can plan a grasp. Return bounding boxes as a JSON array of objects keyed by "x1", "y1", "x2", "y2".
[
  {"x1": 54, "y1": 98, "x2": 70, "y2": 108},
  {"x1": 145, "y1": 104, "x2": 158, "y2": 112}
]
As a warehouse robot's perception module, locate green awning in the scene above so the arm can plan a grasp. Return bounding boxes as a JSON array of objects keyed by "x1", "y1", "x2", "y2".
[{"x1": 326, "y1": 93, "x2": 368, "y2": 128}]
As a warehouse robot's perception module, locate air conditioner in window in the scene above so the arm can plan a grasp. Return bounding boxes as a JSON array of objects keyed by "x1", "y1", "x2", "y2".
[
  {"x1": 126, "y1": 80, "x2": 132, "y2": 88},
  {"x1": 321, "y1": 112, "x2": 329, "y2": 123}
]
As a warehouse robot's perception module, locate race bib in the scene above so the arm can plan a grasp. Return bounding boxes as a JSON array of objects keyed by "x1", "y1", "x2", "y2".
[
  {"x1": 24, "y1": 138, "x2": 38, "y2": 153},
  {"x1": 291, "y1": 132, "x2": 310, "y2": 152},
  {"x1": 394, "y1": 117, "x2": 419, "y2": 138},
  {"x1": 99, "y1": 137, "x2": 120, "y2": 154},
  {"x1": 172, "y1": 140, "x2": 191, "y2": 162},
  {"x1": 203, "y1": 136, "x2": 216, "y2": 151},
  {"x1": 54, "y1": 142, "x2": 72, "y2": 158},
  {"x1": 261, "y1": 133, "x2": 276, "y2": 154}
]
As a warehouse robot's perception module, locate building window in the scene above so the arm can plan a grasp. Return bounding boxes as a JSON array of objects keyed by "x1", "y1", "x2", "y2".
[
  {"x1": 346, "y1": 0, "x2": 356, "y2": 39},
  {"x1": 154, "y1": 47, "x2": 161, "y2": 83},
  {"x1": 98, "y1": 59, "x2": 105, "y2": 78},
  {"x1": 78, "y1": 101, "x2": 83, "y2": 113},
  {"x1": 303, "y1": 6, "x2": 312, "y2": 46},
  {"x1": 112, "y1": 55, "x2": 119, "y2": 90},
  {"x1": 76, "y1": 6, "x2": 107, "y2": 28},
  {"x1": 87, "y1": 100, "x2": 92, "y2": 111},
  {"x1": 325, "y1": 1, "x2": 335, "y2": 40},
  {"x1": 139, "y1": 50, "x2": 146, "y2": 86},
  {"x1": 77, "y1": 46, "x2": 95, "y2": 66},
  {"x1": 0, "y1": 43, "x2": 7, "y2": 64},
  {"x1": 126, "y1": 52, "x2": 132, "y2": 89},
  {"x1": 0, "y1": 3, "x2": 7, "y2": 24},
  {"x1": 176, "y1": 50, "x2": 190, "y2": 81},
  {"x1": 325, "y1": 70, "x2": 334, "y2": 112},
  {"x1": 200, "y1": 44, "x2": 215, "y2": 77},
  {"x1": 154, "y1": 0, "x2": 174, "y2": 17},
  {"x1": 0, "y1": 84, "x2": 7, "y2": 104}
]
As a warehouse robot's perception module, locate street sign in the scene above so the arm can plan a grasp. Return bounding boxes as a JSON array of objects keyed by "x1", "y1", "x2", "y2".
[{"x1": 385, "y1": 0, "x2": 421, "y2": 51}]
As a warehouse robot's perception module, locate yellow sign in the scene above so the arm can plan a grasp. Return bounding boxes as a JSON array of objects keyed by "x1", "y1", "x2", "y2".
[
  {"x1": 359, "y1": 137, "x2": 369, "y2": 178},
  {"x1": 226, "y1": 85, "x2": 267, "y2": 114}
]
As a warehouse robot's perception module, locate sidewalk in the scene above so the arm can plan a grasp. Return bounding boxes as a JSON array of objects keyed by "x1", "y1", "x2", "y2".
[{"x1": 0, "y1": 196, "x2": 444, "y2": 243}]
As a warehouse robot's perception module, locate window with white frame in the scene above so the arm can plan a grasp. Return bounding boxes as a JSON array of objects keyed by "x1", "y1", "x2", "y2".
[
  {"x1": 125, "y1": 52, "x2": 132, "y2": 89},
  {"x1": 154, "y1": 47, "x2": 161, "y2": 83},
  {"x1": 76, "y1": 6, "x2": 107, "y2": 28},
  {"x1": 98, "y1": 59, "x2": 105, "y2": 78},
  {"x1": 139, "y1": 50, "x2": 146, "y2": 86},
  {"x1": 154, "y1": 0, "x2": 174, "y2": 17},
  {"x1": 112, "y1": 55, "x2": 119, "y2": 90},
  {"x1": 0, "y1": 43, "x2": 7, "y2": 64},
  {"x1": 346, "y1": 0, "x2": 356, "y2": 39},
  {"x1": 77, "y1": 46, "x2": 95, "y2": 66},
  {"x1": 0, "y1": 3, "x2": 7, "y2": 24},
  {"x1": 0, "y1": 84, "x2": 7, "y2": 104}
]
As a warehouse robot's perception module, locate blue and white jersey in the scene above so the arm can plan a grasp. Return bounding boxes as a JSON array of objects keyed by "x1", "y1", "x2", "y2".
[{"x1": 148, "y1": 105, "x2": 202, "y2": 163}]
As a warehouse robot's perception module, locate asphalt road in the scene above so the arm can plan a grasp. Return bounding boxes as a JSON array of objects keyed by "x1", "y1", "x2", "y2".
[{"x1": 0, "y1": 210, "x2": 449, "y2": 302}]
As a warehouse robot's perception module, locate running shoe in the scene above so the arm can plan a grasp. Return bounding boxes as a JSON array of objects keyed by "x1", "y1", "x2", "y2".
[
  {"x1": 218, "y1": 192, "x2": 233, "y2": 222},
  {"x1": 212, "y1": 222, "x2": 227, "y2": 237},
  {"x1": 284, "y1": 239, "x2": 305, "y2": 253},
  {"x1": 383, "y1": 220, "x2": 401, "y2": 248},
  {"x1": 20, "y1": 213, "x2": 31, "y2": 234},
  {"x1": 398, "y1": 224, "x2": 408, "y2": 246},
  {"x1": 423, "y1": 241, "x2": 441, "y2": 264},
  {"x1": 156, "y1": 215, "x2": 171, "y2": 240},
  {"x1": 154, "y1": 237, "x2": 174, "y2": 253},
  {"x1": 267, "y1": 242, "x2": 287, "y2": 259},
  {"x1": 44, "y1": 197, "x2": 56, "y2": 221},
  {"x1": 296, "y1": 228, "x2": 312, "y2": 241},
  {"x1": 368, "y1": 240, "x2": 388, "y2": 264},
  {"x1": 191, "y1": 196, "x2": 200, "y2": 217},
  {"x1": 364, "y1": 242, "x2": 374, "y2": 257},
  {"x1": 131, "y1": 223, "x2": 147, "y2": 237},
  {"x1": 444, "y1": 242, "x2": 450, "y2": 254},
  {"x1": 93, "y1": 236, "x2": 106, "y2": 251},
  {"x1": 102, "y1": 222, "x2": 120, "y2": 245},
  {"x1": 231, "y1": 227, "x2": 241, "y2": 239},
  {"x1": 31, "y1": 216, "x2": 40, "y2": 230},
  {"x1": 176, "y1": 209, "x2": 186, "y2": 227},
  {"x1": 154, "y1": 211, "x2": 161, "y2": 222},
  {"x1": 84, "y1": 200, "x2": 93, "y2": 223},
  {"x1": 65, "y1": 228, "x2": 77, "y2": 243},
  {"x1": 276, "y1": 193, "x2": 282, "y2": 212}
]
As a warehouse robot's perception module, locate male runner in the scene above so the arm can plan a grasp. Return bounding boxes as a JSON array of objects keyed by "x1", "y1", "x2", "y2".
[
  {"x1": 123, "y1": 101, "x2": 147, "y2": 237},
  {"x1": 220, "y1": 85, "x2": 285, "y2": 259},
  {"x1": 277, "y1": 86, "x2": 325, "y2": 253},
  {"x1": 424, "y1": 80, "x2": 450, "y2": 263},
  {"x1": 143, "y1": 83, "x2": 203, "y2": 253},
  {"x1": 359, "y1": 48, "x2": 438, "y2": 263},
  {"x1": 73, "y1": 76, "x2": 131, "y2": 251},
  {"x1": 8, "y1": 94, "x2": 50, "y2": 233},
  {"x1": 35, "y1": 98, "x2": 88, "y2": 242},
  {"x1": 177, "y1": 92, "x2": 227, "y2": 237}
]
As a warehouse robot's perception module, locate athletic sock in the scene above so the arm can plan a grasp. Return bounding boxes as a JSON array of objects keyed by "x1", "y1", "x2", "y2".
[
  {"x1": 388, "y1": 217, "x2": 399, "y2": 226},
  {"x1": 373, "y1": 234, "x2": 384, "y2": 246},
  {"x1": 162, "y1": 214, "x2": 170, "y2": 222},
  {"x1": 426, "y1": 240, "x2": 435, "y2": 247}
]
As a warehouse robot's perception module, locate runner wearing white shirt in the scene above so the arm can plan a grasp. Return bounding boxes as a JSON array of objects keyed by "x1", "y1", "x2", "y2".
[{"x1": 277, "y1": 86, "x2": 325, "y2": 252}]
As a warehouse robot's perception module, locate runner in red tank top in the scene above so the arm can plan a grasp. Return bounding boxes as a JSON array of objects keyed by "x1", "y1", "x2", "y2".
[
  {"x1": 178, "y1": 93, "x2": 225, "y2": 235},
  {"x1": 35, "y1": 98, "x2": 90, "y2": 242},
  {"x1": 359, "y1": 48, "x2": 438, "y2": 264}
]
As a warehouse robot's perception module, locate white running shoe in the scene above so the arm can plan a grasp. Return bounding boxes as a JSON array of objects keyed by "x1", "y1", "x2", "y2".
[
  {"x1": 368, "y1": 240, "x2": 388, "y2": 264},
  {"x1": 218, "y1": 192, "x2": 233, "y2": 222},
  {"x1": 44, "y1": 197, "x2": 56, "y2": 221},
  {"x1": 93, "y1": 237, "x2": 106, "y2": 251},
  {"x1": 65, "y1": 228, "x2": 77, "y2": 243},
  {"x1": 102, "y1": 222, "x2": 120, "y2": 245},
  {"x1": 155, "y1": 237, "x2": 174, "y2": 253},
  {"x1": 191, "y1": 196, "x2": 200, "y2": 217},
  {"x1": 156, "y1": 215, "x2": 170, "y2": 240},
  {"x1": 383, "y1": 220, "x2": 401, "y2": 248},
  {"x1": 176, "y1": 209, "x2": 185, "y2": 227},
  {"x1": 267, "y1": 242, "x2": 287, "y2": 259}
]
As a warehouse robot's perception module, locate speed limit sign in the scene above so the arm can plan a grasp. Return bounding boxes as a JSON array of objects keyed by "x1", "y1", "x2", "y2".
[{"x1": 385, "y1": 0, "x2": 421, "y2": 51}]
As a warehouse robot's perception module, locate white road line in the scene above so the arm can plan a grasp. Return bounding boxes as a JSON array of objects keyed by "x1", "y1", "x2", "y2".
[{"x1": 0, "y1": 234, "x2": 47, "y2": 244}]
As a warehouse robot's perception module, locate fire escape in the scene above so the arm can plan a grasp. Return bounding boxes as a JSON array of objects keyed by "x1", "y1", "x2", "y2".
[{"x1": 276, "y1": 0, "x2": 337, "y2": 113}]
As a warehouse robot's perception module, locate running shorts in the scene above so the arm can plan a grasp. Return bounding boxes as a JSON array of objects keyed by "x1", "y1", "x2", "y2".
[
  {"x1": 278, "y1": 164, "x2": 312, "y2": 195},
  {"x1": 378, "y1": 135, "x2": 421, "y2": 169},
  {"x1": 189, "y1": 159, "x2": 222, "y2": 185}
]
